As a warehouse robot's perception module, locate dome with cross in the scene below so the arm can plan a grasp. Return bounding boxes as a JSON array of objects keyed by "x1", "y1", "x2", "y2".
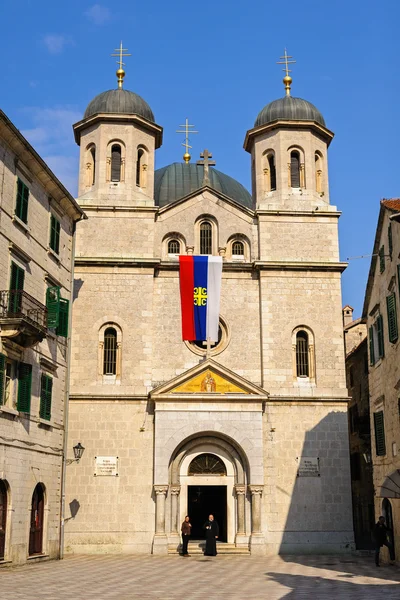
[{"x1": 154, "y1": 163, "x2": 252, "y2": 209}]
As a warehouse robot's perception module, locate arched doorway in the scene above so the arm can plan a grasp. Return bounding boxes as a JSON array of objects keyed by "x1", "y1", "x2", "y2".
[
  {"x1": 382, "y1": 498, "x2": 396, "y2": 559},
  {"x1": 29, "y1": 483, "x2": 45, "y2": 555},
  {"x1": 169, "y1": 433, "x2": 249, "y2": 545},
  {"x1": 187, "y1": 453, "x2": 228, "y2": 541},
  {"x1": 0, "y1": 480, "x2": 8, "y2": 560}
]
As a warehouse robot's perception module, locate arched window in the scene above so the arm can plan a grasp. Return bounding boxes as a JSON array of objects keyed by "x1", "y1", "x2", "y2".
[
  {"x1": 296, "y1": 330, "x2": 309, "y2": 377},
  {"x1": 268, "y1": 154, "x2": 276, "y2": 191},
  {"x1": 290, "y1": 151, "x2": 301, "y2": 188},
  {"x1": 86, "y1": 144, "x2": 96, "y2": 187},
  {"x1": 168, "y1": 239, "x2": 180, "y2": 254},
  {"x1": 200, "y1": 221, "x2": 212, "y2": 255},
  {"x1": 232, "y1": 241, "x2": 244, "y2": 256},
  {"x1": 111, "y1": 144, "x2": 122, "y2": 182},
  {"x1": 136, "y1": 149, "x2": 144, "y2": 186},
  {"x1": 90, "y1": 146, "x2": 96, "y2": 185},
  {"x1": 29, "y1": 483, "x2": 45, "y2": 556},
  {"x1": 103, "y1": 328, "x2": 117, "y2": 375},
  {"x1": 0, "y1": 480, "x2": 8, "y2": 560},
  {"x1": 188, "y1": 453, "x2": 227, "y2": 476},
  {"x1": 315, "y1": 152, "x2": 323, "y2": 193}
]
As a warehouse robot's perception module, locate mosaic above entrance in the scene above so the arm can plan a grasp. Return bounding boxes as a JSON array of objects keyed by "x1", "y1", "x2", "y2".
[{"x1": 171, "y1": 369, "x2": 249, "y2": 394}]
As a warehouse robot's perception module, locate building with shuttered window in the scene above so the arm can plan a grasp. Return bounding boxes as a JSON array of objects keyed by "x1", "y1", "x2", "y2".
[
  {"x1": 362, "y1": 198, "x2": 400, "y2": 561},
  {"x1": 0, "y1": 110, "x2": 85, "y2": 565},
  {"x1": 65, "y1": 63, "x2": 355, "y2": 556}
]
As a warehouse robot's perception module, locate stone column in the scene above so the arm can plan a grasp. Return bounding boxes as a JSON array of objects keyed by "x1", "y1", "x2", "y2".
[
  {"x1": 170, "y1": 486, "x2": 180, "y2": 534},
  {"x1": 249, "y1": 485, "x2": 265, "y2": 555},
  {"x1": 153, "y1": 485, "x2": 168, "y2": 555},
  {"x1": 235, "y1": 484, "x2": 247, "y2": 547}
]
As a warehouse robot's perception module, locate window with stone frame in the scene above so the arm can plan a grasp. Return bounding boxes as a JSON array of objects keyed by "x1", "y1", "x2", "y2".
[
  {"x1": 0, "y1": 354, "x2": 17, "y2": 409},
  {"x1": 200, "y1": 221, "x2": 212, "y2": 255},
  {"x1": 168, "y1": 239, "x2": 180, "y2": 255},
  {"x1": 103, "y1": 327, "x2": 117, "y2": 375},
  {"x1": 296, "y1": 330, "x2": 309, "y2": 377}
]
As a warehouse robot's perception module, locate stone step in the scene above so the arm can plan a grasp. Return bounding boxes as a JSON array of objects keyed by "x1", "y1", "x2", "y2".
[{"x1": 168, "y1": 542, "x2": 250, "y2": 556}]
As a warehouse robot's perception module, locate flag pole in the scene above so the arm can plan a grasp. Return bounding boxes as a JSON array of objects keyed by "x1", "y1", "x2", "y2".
[{"x1": 206, "y1": 337, "x2": 211, "y2": 359}]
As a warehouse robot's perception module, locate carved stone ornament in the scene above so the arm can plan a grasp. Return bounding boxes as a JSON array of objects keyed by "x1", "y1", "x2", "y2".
[
  {"x1": 248, "y1": 485, "x2": 263, "y2": 496},
  {"x1": 154, "y1": 485, "x2": 168, "y2": 496},
  {"x1": 170, "y1": 486, "x2": 181, "y2": 496}
]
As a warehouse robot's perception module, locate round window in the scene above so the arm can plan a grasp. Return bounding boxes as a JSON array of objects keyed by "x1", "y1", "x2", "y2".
[{"x1": 185, "y1": 317, "x2": 230, "y2": 357}]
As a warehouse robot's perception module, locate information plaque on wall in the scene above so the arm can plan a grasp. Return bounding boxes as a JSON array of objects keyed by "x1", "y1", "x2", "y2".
[
  {"x1": 297, "y1": 457, "x2": 320, "y2": 477},
  {"x1": 94, "y1": 456, "x2": 119, "y2": 476}
]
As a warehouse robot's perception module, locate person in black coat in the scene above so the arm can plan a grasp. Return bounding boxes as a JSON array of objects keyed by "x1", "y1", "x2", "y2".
[
  {"x1": 203, "y1": 514, "x2": 219, "y2": 556},
  {"x1": 373, "y1": 516, "x2": 395, "y2": 566}
]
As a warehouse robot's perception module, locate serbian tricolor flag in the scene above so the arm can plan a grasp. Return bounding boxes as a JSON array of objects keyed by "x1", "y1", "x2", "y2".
[{"x1": 179, "y1": 256, "x2": 223, "y2": 342}]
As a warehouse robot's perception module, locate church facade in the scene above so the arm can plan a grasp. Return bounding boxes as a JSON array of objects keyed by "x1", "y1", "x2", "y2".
[{"x1": 64, "y1": 64, "x2": 354, "y2": 555}]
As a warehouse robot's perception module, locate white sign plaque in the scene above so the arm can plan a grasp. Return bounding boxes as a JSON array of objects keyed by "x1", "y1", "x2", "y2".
[
  {"x1": 94, "y1": 456, "x2": 119, "y2": 477},
  {"x1": 297, "y1": 457, "x2": 320, "y2": 477}
]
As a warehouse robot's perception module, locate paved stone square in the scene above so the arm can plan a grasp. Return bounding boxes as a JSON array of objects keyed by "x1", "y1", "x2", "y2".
[{"x1": 2, "y1": 554, "x2": 400, "y2": 599}]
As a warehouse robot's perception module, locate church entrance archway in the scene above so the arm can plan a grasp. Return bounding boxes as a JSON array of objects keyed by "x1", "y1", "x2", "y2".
[
  {"x1": 188, "y1": 485, "x2": 227, "y2": 542},
  {"x1": 169, "y1": 434, "x2": 250, "y2": 546}
]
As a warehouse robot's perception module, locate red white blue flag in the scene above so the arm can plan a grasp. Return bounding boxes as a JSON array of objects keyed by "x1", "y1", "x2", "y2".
[{"x1": 179, "y1": 256, "x2": 223, "y2": 342}]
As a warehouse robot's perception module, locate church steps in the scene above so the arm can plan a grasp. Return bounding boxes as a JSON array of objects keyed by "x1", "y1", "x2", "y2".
[{"x1": 168, "y1": 542, "x2": 250, "y2": 556}]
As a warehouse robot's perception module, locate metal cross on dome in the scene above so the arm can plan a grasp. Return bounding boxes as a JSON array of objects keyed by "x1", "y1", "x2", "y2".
[{"x1": 197, "y1": 149, "x2": 216, "y2": 186}]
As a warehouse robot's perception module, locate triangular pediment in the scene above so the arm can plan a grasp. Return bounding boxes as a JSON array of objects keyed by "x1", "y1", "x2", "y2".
[
  {"x1": 157, "y1": 187, "x2": 254, "y2": 219},
  {"x1": 150, "y1": 359, "x2": 268, "y2": 399}
]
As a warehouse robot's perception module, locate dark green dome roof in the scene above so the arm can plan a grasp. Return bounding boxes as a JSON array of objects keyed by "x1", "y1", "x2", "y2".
[
  {"x1": 84, "y1": 89, "x2": 154, "y2": 122},
  {"x1": 255, "y1": 96, "x2": 325, "y2": 128},
  {"x1": 154, "y1": 163, "x2": 253, "y2": 209}
]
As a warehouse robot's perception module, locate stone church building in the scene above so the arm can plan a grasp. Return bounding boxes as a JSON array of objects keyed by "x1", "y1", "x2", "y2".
[{"x1": 64, "y1": 62, "x2": 354, "y2": 555}]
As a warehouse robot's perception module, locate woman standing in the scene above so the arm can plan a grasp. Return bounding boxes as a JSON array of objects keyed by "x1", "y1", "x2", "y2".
[{"x1": 181, "y1": 515, "x2": 192, "y2": 556}]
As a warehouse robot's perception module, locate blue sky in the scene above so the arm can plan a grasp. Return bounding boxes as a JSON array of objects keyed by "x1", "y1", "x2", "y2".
[{"x1": 1, "y1": 0, "x2": 398, "y2": 317}]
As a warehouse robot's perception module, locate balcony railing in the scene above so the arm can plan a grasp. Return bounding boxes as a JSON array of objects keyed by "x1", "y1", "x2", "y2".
[{"x1": 0, "y1": 290, "x2": 47, "y2": 331}]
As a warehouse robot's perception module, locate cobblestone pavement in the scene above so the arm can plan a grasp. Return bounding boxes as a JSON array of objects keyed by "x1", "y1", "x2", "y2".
[{"x1": 2, "y1": 554, "x2": 400, "y2": 600}]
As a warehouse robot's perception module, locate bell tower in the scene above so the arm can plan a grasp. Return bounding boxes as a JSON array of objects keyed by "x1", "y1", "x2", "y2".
[
  {"x1": 244, "y1": 50, "x2": 333, "y2": 211},
  {"x1": 73, "y1": 43, "x2": 163, "y2": 208}
]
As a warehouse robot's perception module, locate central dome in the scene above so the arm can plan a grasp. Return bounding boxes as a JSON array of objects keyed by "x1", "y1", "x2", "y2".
[
  {"x1": 154, "y1": 163, "x2": 252, "y2": 209},
  {"x1": 84, "y1": 88, "x2": 155, "y2": 122},
  {"x1": 255, "y1": 95, "x2": 325, "y2": 128}
]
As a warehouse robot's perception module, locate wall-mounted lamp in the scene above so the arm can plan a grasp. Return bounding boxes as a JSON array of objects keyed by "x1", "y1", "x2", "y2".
[{"x1": 67, "y1": 442, "x2": 85, "y2": 465}]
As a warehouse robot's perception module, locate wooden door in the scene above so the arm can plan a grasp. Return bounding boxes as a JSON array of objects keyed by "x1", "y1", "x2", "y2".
[
  {"x1": 0, "y1": 480, "x2": 7, "y2": 559},
  {"x1": 29, "y1": 484, "x2": 44, "y2": 555}
]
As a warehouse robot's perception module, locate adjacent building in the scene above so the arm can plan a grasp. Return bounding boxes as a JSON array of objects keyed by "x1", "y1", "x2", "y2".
[
  {"x1": 64, "y1": 59, "x2": 354, "y2": 556},
  {"x1": 362, "y1": 198, "x2": 400, "y2": 561},
  {"x1": 343, "y1": 306, "x2": 374, "y2": 549},
  {"x1": 0, "y1": 110, "x2": 84, "y2": 565}
]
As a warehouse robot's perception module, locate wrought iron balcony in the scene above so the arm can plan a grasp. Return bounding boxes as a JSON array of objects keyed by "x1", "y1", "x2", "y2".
[{"x1": 0, "y1": 290, "x2": 47, "y2": 347}]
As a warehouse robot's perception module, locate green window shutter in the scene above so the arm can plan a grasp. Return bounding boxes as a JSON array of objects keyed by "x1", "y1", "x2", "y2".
[
  {"x1": 15, "y1": 178, "x2": 29, "y2": 223},
  {"x1": 374, "y1": 411, "x2": 386, "y2": 456},
  {"x1": 39, "y1": 374, "x2": 53, "y2": 421},
  {"x1": 17, "y1": 363, "x2": 32, "y2": 413},
  {"x1": 369, "y1": 326, "x2": 375, "y2": 365},
  {"x1": 50, "y1": 215, "x2": 61, "y2": 254},
  {"x1": 0, "y1": 353, "x2": 5, "y2": 406},
  {"x1": 388, "y1": 224, "x2": 393, "y2": 259},
  {"x1": 379, "y1": 246, "x2": 385, "y2": 273},
  {"x1": 46, "y1": 286, "x2": 60, "y2": 328},
  {"x1": 377, "y1": 314, "x2": 385, "y2": 358},
  {"x1": 9, "y1": 262, "x2": 25, "y2": 313},
  {"x1": 56, "y1": 298, "x2": 69, "y2": 337},
  {"x1": 386, "y1": 293, "x2": 398, "y2": 343}
]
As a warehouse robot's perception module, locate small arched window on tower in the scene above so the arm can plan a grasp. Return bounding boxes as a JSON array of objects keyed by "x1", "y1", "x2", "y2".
[
  {"x1": 168, "y1": 239, "x2": 180, "y2": 255},
  {"x1": 296, "y1": 330, "x2": 309, "y2": 377},
  {"x1": 111, "y1": 144, "x2": 122, "y2": 182},
  {"x1": 315, "y1": 152, "x2": 323, "y2": 194},
  {"x1": 86, "y1": 144, "x2": 96, "y2": 187},
  {"x1": 263, "y1": 152, "x2": 277, "y2": 193},
  {"x1": 103, "y1": 327, "x2": 117, "y2": 375},
  {"x1": 290, "y1": 150, "x2": 301, "y2": 188},
  {"x1": 136, "y1": 146, "x2": 148, "y2": 188},
  {"x1": 200, "y1": 221, "x2": 212, "y2": 255}
]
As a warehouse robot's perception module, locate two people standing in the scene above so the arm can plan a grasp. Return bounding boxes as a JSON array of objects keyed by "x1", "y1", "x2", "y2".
[{"x1": 180, "y1": 514, "x2": 219, "y2": 557}]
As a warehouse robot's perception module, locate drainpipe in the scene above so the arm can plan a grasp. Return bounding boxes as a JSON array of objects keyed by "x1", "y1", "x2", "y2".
[{"x1": 59, "y1": 212, "x2": 86, "y2": 559}]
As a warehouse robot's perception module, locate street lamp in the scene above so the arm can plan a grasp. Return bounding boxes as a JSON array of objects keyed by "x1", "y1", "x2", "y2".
[
  {"x1": 73, "y1": 442, "x2": 85, "y2": 462},
  {"x1": 66, "y1": 442, "x2": 85, "y2": 465}
]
